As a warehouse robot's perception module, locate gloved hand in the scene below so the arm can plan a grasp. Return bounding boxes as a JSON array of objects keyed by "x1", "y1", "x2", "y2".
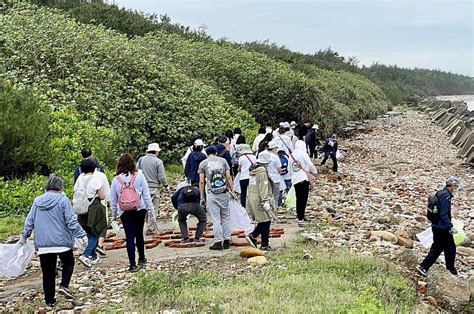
[
  {"x1": 263, "y1": 201, "x2": 271, "y2": 211},
  {"x1": 17, "y1": 236, "x2": 26, "y2": 246},
  {"x1": 449, "y1": 227, "x2": 458, "y2": 235},
  {"x1": 77, "y1": 236, "x2": 88, "y2": 249}
]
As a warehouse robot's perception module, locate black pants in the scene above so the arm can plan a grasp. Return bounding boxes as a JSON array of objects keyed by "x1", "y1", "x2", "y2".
[
  {"x1": 232, "y1": 165, "x2": 239, "y2": 178},
  {"x1": 251, "y1": 221, "x2": 271, "y2": 247},
  {"x1": 321, "y1": 153, "x2": 338, "y2": 172},
  {"x1": 39, "y1": 250, "x2": 75, "y2": 304},
  {"x1": 240, "y1": 179, "x2": 250, "y2": 208},
  {"x1": 420, "y1": 227, "x2": 456, "y2": 271},
  {"x1": 178, "y1": 204, "x2": 207, "y2": 240},
  {"x1": 294, "y1": 180, "x2": 310, "y2": 220},
  {"x1": 308, "y1": 146, "x2": 317, "y2": 159},
  {"x1": 121, "y1": 210, "x2": 146, "y2": 267}
]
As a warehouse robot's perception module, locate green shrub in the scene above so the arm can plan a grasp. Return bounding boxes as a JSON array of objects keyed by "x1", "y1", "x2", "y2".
[
  {"x1": 0, "y1": 81, "x2": 50, "y2": 178},
  {"x1": 0, "y1": 4, "x2": 258, "y2": 162},
  {"x1": 0, "y1": 175, "x2": 46, "y2": 217}
]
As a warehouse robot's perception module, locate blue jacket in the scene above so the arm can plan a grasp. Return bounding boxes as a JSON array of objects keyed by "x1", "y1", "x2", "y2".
[
  {"x1": 171, "y1": 186, "x2": 200, "y2": 209},
  {"x1": 22, "y1": 192, "x2": 86, "y2": 250},
  {"x1": 184, "y1": 151, "x2": 207, "y2": 183},
  {"x1": 432, "y1": 187, "x2": 453, "y2": 229}
]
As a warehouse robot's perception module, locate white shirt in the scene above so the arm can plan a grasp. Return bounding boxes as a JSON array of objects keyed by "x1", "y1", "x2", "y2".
[
  {"x1": 275, "y1": 134, "x2": 294, "y2": 154},
  {"x1": 93, "y1": 170, "x2": 111, "y2": 202},
  {"x1": 289, "y1": 146, "x2": 318, "y2": 185},
  {"x1": 238, "y1": 154, "x2": 257, "y2": 180},
  {"x1": 267, "y1": 153, "x2": 282, "y2": 184},
  {"x1": 74, "y1": 173, "x2": 103, "y2": 199},
  {"x1": 252, "y1": 134, "x2": 266, "y2": 152}
]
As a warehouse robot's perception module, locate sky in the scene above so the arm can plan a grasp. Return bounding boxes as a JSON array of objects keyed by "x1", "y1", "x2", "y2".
[{"x1": 113, "y1": 0, "x2": 473, "y2": 76}]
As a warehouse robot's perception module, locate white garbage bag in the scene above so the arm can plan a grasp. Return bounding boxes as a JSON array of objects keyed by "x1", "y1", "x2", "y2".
[
  {"x1": 229, "y1": 199, "x2": 254, "y2": 234},
  {"x1": 416, "y1": 227, "x2": 433, "y2": 249},
  {"x1": 233, "y1": 173, "x2": 241, "y2": 194},
  {"x1": 336, "y1": 150, "x2": 344, "y2": 159},
  {"x1": 0, "y1": 242, "x2": 35, "y2": 279}
]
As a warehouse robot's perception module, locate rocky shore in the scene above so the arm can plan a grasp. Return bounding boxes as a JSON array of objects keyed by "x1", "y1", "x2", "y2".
[{"x1": 0, "y1": 109, "x2": 473, "y2": 312}]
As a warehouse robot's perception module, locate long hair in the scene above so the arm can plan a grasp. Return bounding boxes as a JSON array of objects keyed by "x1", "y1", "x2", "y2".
[{"x1": 116, "y1": 153, "x2": 137, "y2": 176}]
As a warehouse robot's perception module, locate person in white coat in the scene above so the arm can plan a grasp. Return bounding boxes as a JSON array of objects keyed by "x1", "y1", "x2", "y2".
[{"x1": 289, "y1": 140, "x2": 317, "y2": 226}]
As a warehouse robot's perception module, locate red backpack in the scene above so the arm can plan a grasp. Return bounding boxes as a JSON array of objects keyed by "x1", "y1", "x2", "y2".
[{"x1": 115, "y1": 173, "x2": 141, "y2": 211}]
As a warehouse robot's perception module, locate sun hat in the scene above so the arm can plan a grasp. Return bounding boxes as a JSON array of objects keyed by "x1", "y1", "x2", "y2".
[
  {"x1": 257, "y1": 151, "x2": 272, "y2": 164},
  {"x1": 330, "y1": 134, "x2": 338, "y2": 141},
  {"x1": 267, "y1": 141, "x2": 279, "y2": 150},
  {"x1": 240, "y1": 144, "x2": 253, "y2": 155},
  {"x1": 446, "y1": 177, "x2": 461, "y2": 187},
  {"x1": 282, "y1": 122, "x2": 290, "y2": 129},
  {"x1": 147, "y1": 143, "x2": 161, "y2": 152},
  {"x1": 194, "y1": 139, "x2": 205, "y2": 147},
  {"x1": 312, "y1": 124, "x2": 319, "y2": 129}
]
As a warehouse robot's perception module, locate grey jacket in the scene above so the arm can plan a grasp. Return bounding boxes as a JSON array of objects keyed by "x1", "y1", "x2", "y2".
[
  {"x1": 138, "y1": 154, "x2": 168, "y2": 188},
  {"x1": 22, "y1": 192, "x2": 86, "y2": 250}
]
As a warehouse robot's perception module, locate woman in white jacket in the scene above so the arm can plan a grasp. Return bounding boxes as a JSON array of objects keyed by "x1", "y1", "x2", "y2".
[{"x1": 288, "y1": 140, "x2": 317, "y2": 226}]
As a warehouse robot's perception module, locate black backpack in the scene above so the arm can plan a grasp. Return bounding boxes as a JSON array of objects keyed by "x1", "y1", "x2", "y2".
[{"x1": 426, "y1": 192, "x2": 440, "y2": 223}]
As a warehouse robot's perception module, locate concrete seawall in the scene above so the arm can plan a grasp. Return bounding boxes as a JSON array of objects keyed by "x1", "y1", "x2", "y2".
[{"x1": 418, "y1": 98, "x2": 473, "y2": 166}]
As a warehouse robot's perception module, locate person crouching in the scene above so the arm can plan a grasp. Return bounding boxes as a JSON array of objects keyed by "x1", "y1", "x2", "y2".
[
  {"x1": 171, "y1": 182, "x2": 207, "y2": 243},
  {"x1": 245, "y1": 151, "x2": 278, "y2": 252}
]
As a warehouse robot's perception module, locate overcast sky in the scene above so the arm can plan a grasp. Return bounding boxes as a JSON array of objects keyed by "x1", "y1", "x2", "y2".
[{"x1": 113, "y1": 0, "x2": 473, "y2": 76}]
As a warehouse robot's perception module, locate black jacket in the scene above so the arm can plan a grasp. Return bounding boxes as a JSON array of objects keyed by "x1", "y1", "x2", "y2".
[
  {"x1": 322, "y1": 140, "x2": 337, "y2": 155},
  {"x1": 215, "y1": 144, "x2": 232, "y2": 168}
]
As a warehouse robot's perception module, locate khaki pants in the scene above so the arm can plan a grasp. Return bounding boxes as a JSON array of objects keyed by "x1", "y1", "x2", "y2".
[{"x1": 149, "y1": 187, "x2": 160, "y2": 213}]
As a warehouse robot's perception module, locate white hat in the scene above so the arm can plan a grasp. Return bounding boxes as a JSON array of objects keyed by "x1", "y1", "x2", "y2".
[
  {"x1": 290, "y1": 121, "x2": 297, "y2": 126},
  {"x1": 257, "y1": 151, "x2": 272, "y2": 164},
  {"x1": 147, "y1": 143, "x2": 161, "y2": 152},
  {"x1": 267, "y1": 140, "x2": 279, "y2": 150},
  {"x1": 282, "y1": 122, "x2": 290, "y2": 129},
  {"x1": 240, "y1": 144, "x2": 253, "y2": 155},
  {"x1": 279, "y1": 122, "x2": 284, "y2": 127},
  {"x1": 312, "y1": 124, "x2": 319, "y2": 129},
  {"x1": 194, "y1": 139, "x2": 205, "y2": 147}
]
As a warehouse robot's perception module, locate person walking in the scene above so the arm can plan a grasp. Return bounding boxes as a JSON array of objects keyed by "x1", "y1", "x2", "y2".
[
  {"x1": 237, "y1": 144, "x2": 257, "y2": 208},
  {"x1": 306, "y1": 124, "x2": 320, "y2": 159},
  {"x1": 184, "y1": 139, "x2": 207, "y2": 186},
  {"x1": 230, "y1": 135, "x2": 246, "y2": 177},
  {"x1": 19, "y1": 174, "x2": 87, "y2": 308},
  {"x1": 275, "y1": 127, "x2": 294, "y2": 155},
  {"x1": 266, "y1": 141, "x2": 282, "y2": 205},
  {"x1": 110, "y1": 153, "x2": 156, "y2": 272},
  {"x1": 257, "y1": 133, "x2": 274, "y2": 156},
  {"x1": 74, "y1": 158, "x2": 107, "y2": 268},
  {"x1": 277, "y1": 148, "x2": 292, "y2": 206},
  {"x1": 245, "y1": 151, "x2": 278, "y2": 252},
  {"x1": 73, "y1": 148, "x2": 105, "y2": 184},
  {"x1": 252, "y1": 127, "x2": 266, "y2": 152},
  {"x1": 198, "y1": 146, "x2": 234, "y2": 250},
  {"x1": 171, "y1": 182, "x2": 207, "y2": 243},
  {"x1": 321, "y1": 134, "x2": 338, "y2": 172},
  {"x1": 416, "y1": 177, "x2": 462, "y2": 277},
  {"x1": 138, "y1": 143, "x2": 169, "y2": 216},
  {"x1": 289, "y1": 141, "x2": 318, "y2": 226}
]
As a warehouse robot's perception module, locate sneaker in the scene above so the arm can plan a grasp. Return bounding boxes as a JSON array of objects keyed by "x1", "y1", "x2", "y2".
[
  {"x1": 245, "y1": 234, "x2": 257, "y2": 248},
  {"x1": 96, "y1": 246, "x2": 107, "y2": 256},
  {"x1": 58, "y1": 286, "x2": 75, "y2": 300},
  {"x1": 297, "y1": 219, "x2": 310, "y2": 227},
  {"x1": 138, "y1": 258, "x2": 147, "y2": 268},
  {"x1": 129, "y1": 265, "x2": 138, "y2": 273},
  {"x1": 193, "y1": 238, "x2": 205, "y2": 243},
  {"x1": 260, "y1": 245, "x2": 275, "y2": 252},
  {"x1": 90, "y1": 256, "x2": 101, "y2": 265},
  {"x1": 45, "y1": 301, "x2": 56, "y2": 310},
  {"x1": 448, "y1": 268, "x2": 458, "y2": 276},
  {"x1": 416, "y1": 265, "x2": 428, "y2": 277},
  {"x1": 223, "y1": 240, "x2": 230, "y2": 249},
  {"x1": 79, "y1": 255, "x2": 92, "y2": 268},
  {"x1": 180, "y1": 238, "x2": 191, "y2": 244},
  {"x1": 209, "y1": 242, "x2": 223, "y2": 250}
]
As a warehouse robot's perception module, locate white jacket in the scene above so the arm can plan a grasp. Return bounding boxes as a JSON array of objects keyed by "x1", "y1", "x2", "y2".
[{"x1": 289, "y1": 141, "x2": 317, "y2": 185}]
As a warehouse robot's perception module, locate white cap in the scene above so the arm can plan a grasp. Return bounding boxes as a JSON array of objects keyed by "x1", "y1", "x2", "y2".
[
  {"x1": 282, "y1": 122, "x2": 290, "y2": 129},
  {"x1": 147, "y1": 143, "x2": 161, "y2": 152},
  {"x1": 279, "y1": 122, "x2": 285, "y2": 127},
  {"x1": 312, "y1": 124, "x2": 319, "y2": 129},
  {"x1": 267, "y1": 140, "x2": 279, "y2": 150},
  {"x1": 290, "y1": 121, "x2": 297, "y2": 126},
  {"x1": 257, "y1": 151, "x2": 272, "y2": 164},
  {"x1": 194, "y1": 139, "x2": 205, "y2": 147}
]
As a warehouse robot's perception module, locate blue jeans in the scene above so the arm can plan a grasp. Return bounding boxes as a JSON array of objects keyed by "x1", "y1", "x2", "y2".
[
  {"x1": 278, "y1": 179, "x2": 293, "y2": 206},
  {"x1": 83, "y1": 231, "x2": 99, "y2": 259}
]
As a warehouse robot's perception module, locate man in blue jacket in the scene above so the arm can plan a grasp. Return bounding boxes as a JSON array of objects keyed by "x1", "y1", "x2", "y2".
[
  {"x1": 184, "y1": 139, "x2": 207, "y2": 186},
  {"x1": 416, "y1": 177, "x2": 462, "y2": 277}
]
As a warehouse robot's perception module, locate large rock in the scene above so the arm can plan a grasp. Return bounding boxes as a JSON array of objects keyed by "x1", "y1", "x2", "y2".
[
  {"x1": 395, "y1": 229, "x2": 414, "y2": 248},
  {"x1": 368, "y1": 231, "x2": 398, "y2": 243},
  {"x1": 427, "y1": 266, "x2": 472, "y2": 312}
]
